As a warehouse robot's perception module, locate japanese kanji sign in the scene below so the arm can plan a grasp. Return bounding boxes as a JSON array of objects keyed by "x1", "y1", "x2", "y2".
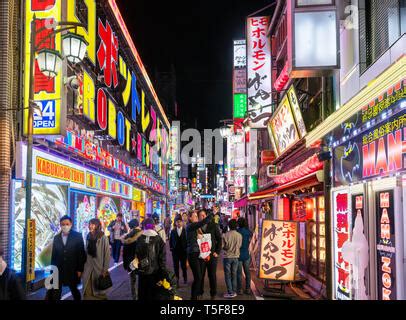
[
  {"x1": 247, "y1": 16, "x2": 272, "y2": 128},
  {"x1": 333, "y1": 191, "x2": 351, "y2": 300},
  {"x1": 259, "y1": 220, "x2": 298, "y2": 281}
]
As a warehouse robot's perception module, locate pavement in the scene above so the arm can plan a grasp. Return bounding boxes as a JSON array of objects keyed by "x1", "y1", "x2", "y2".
[{"x1": 27, "y1": 241, "x2": 311, "y2": 301}]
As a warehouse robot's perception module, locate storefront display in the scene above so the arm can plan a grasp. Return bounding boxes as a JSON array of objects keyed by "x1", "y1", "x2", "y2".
[
  {"x1": 11, "y1": 181, "x2": 68, "y2": 271},
  {"x1": 97, "y1": 196, "x2": 121, "y2": 234},
  {"x1": 70, "y1": 189, "x2": 97, "y2": 240}
]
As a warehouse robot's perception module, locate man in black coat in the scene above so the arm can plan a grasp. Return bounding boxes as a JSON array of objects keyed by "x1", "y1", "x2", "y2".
[
  {"x1": 198, "y1": 209, "x2": 222, "y2": 300},
  {"x1": 169, "y1": 215, "x2": 187, "y2": 286},
  {"x1": 0, "y1": 247, "x2": 25, "y2": 300},
  {"x1": 48, "y1": 215, "x2": 86, "y2": 301}
]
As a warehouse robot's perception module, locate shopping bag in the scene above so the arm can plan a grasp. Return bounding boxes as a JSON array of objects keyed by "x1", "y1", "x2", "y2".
[{"x1": 197, "y1": 233, "x2": 212, "y2": 260}]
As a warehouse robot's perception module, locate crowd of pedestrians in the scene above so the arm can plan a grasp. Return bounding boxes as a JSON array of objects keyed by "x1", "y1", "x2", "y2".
[{"x1": 0, "y1": 206, "x2": 253, "y2": 301}]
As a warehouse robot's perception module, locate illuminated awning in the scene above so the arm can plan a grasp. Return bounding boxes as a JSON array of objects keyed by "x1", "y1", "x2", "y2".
[
  {"x1": 233, "y1": 196, "x2": 248, "y2": 208},
  {"x1": 248, "y1": 170, "x2": 324, "y2": 201}
]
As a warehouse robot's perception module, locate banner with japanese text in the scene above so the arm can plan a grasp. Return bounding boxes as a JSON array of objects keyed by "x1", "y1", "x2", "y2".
[
  {"x1": 258, "y1": 220, "x2": 298, "y2": 281},
  {"x1": 247, "y1": 16, "x2": 272, "y2": 128}
]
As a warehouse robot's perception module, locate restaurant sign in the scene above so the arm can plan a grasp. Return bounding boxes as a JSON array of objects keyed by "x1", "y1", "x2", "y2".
[{"x1": 258, "y1": 220, "x2": 298, "y2": 281}]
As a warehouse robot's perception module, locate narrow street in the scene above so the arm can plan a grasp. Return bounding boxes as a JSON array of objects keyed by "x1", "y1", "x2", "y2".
[{"x1": 28, "y1": 242, "x2": 258, "y2": 301}]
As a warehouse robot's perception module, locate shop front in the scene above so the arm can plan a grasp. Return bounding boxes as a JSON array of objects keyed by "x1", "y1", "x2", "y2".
[{"x1": 330, "y1": 78, "x2": 406, "y2": 300}]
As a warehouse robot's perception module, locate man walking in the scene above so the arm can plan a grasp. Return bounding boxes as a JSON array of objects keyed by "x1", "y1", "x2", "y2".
[
  {"x1": 198, "y1": 209, "x2": 222, "y2": 300},
  {"x1": 169, "y1": 215, "x2": 188, "y2": 286},
  {"x1": 164, "y1": 213, "x2": 172, "y2": 239},
  {"x1": 222, "y1": 219, "x2": 242, "y2": 299},
  {"x1": 48, "y1": 215, "x2": 87, "y2": 300},
  {"x1": 108, "y1": 213, "x2": 128, "y2": 265}
]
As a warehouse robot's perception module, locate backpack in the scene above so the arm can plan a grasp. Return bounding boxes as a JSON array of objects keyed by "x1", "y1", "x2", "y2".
[{"x1": 136, "y1": 235, "x2": 159, "y2": 275}]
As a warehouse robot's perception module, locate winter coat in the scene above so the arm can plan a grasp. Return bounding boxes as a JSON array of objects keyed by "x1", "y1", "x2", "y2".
[
  {"x1": 134, "y1": 229, "x2": 167, "y2": 276},
  {"x1": 82, "y1": 234, "x2": 111, "y2": 297},
  {"x1": 238, "y1": 227, "x2": 253, "y2": 261},
  {"x1": 51, "y1": 230, "x2": 86, "y2": 286},
  {"x1": 185, "y1": 213, "x2": 213, "y2": 255},
  {"x1": 0, "y1": 264, "x2": 25, "y2": 300},
  {"x1": 122, "y1": 227, "x2": 142, "y2": 272}
]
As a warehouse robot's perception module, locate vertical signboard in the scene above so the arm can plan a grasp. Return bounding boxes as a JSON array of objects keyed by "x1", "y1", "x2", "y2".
[
  {"x1": 27, "y1": 219, "x2": 36, "y2": 282},
  {"x1": 258, "y1": 220, "x2": 298, "y2": 280},
  {"x1": 376, "y1": 190, "x2": 396, "y2": 300},
  {"x1": 333, "y1": 191, "x2": 351, "y2": 300},
  {"x1": 24, "y1": 0, "x2": 65, "y2": 136},
  {"x1": 233, "y1": 40, "x2": 247, "y2": 119},
  {"x1": 247, "y1": 16, "x2": 272, "y2": 128}
]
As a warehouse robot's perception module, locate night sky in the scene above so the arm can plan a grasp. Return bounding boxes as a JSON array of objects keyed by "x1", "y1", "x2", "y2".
[{"x1": 117, "y1": 0, "x2": 274, "y2": 130}]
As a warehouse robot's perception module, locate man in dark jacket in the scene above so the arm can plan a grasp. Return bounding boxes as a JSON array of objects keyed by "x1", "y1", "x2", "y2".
[
  {"x1": 186, "y1": 210, "x2": 213, "y2": 300},
  {"x1": 48, "y1": 215, "x2": 86, "y2": 301},
  {"x1": 198, "y1": 209, "x2": 222, "y2": 299},
  {"x1": 122, "y1": 219, "x2": 142, "y2": 300},
  {"x1": 0, "y1": 247, "x2": 25, "y2": 300},
  {"x1": 169, "y1": 215, "x2": 187, "y2": 286}
]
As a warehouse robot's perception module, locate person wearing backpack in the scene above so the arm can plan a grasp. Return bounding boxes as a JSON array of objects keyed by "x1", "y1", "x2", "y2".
[{"x1": 134, "y1": 217, "x2": 167, "y2": 301}]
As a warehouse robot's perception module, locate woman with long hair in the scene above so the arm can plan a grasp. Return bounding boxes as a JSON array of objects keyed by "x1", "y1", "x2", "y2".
[{"x1": 82, "y1": 218, "x2": 111, "y2": 300}]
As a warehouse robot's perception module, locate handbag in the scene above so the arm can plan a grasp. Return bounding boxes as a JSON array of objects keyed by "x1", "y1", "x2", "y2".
[
  {"x1": 197, "y1": 233, "x2": 212, "y2": 260},
  {"x1": 95, "y1": 236, "x2": 113, "y2": 291}
]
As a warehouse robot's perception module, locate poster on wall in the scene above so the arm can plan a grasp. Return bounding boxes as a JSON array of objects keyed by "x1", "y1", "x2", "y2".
[
  {"x1": 341, "y1": 194, "x2": 369, "y2": 300},
  {"x1": 96, "y1": 195, "x2": 120, "y2": 235},
  {"x1": 120, "y1": 199, "x2": 132, "y2": 224},
  {"x1": 375, "y1": 190, "x2": 397, "y2": 300},
  {"x1": 70, "y1": 190, "x2": 97, "y2": 241},
  {"x1": 12, "y1": 181, "x2": 68, "y2": 271},
  {"x1": 258, "y1": 220, "x2": 298, "y2": 281},
  {"x1": 333, "y1": 191, "x2": 351, "y2": 300}
]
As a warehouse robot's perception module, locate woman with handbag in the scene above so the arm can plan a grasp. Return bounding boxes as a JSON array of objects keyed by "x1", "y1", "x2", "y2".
[{"x1": 82, "y1": 218, "x2": 112, "y2": 300}]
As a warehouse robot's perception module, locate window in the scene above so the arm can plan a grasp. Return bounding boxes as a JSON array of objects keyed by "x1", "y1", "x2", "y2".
[{"x1": 360, "y1": 0, "x2": 406, "y2": 73}]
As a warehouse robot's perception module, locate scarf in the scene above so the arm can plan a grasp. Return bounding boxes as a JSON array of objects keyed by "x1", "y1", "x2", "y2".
[{"x1": 87, "y1": 232, "x2": 100, "y2": 258}]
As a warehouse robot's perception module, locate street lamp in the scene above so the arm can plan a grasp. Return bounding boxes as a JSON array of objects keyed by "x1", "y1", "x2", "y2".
[{"x1": 22, "y1": 16, "x2": 87, "y2": 286}]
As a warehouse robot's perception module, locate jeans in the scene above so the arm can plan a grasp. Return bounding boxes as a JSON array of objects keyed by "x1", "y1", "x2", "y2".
[
  {"x1": 223, "y1": 258, "x2": 239, "y2": 294},
  {"x1": 199, "y1": 254, "x2": 218, "y2": 297},
  {"x1": 188, "y1": 252, "x2": 203, "y2": 299},
  {"x1": 237, "y1": 259, "x2": 251, "y2": 291},
  {"x1": 112, "y1": 239, "x2": 122, "y2": 263}
]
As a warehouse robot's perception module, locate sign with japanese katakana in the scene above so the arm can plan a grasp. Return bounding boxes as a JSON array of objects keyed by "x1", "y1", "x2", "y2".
[
  {"x1": 258, "y1": 220, "x2": 298, "y2": 281},
  {"x1": 247, "y1": 16, "x2": 273, "y2": 128}
]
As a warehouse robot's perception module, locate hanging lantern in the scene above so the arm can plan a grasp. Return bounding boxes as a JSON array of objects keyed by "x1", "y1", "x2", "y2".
[
  {"x1": 36, "y1": 49, "x2": 63, "y2": 78},
  {"x1": 62, "y1": 33, "x2": 88, "y2": 64}
]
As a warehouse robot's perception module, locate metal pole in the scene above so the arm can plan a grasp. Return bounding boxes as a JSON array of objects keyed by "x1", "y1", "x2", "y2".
[{"x1": 22, "y1": 16, "x2": 36, "y2": 289}]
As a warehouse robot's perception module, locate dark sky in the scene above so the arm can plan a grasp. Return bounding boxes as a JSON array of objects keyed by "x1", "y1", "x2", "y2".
[{"x1": 117, "y1": 0, "x2": 273, "y2": 130}]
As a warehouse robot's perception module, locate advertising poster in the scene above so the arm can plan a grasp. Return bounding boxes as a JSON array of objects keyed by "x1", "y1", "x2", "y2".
[
  {"x1": 375, "y1": 190, "x2": 397, "y2": 300},
  {"x1": 97, "y1": 195, "x2": 120, "y2": 235},
  {"x1": 12, "y1": 181, "x2": 68, "y2": 271},
  {"x1": 340, "y1": 194, "x2": 369, "y2": 300},
  {"x1": 258, "y1": 220, "x2": 298, "y2": 281},
  {"x1": 333, "y1": 191, "x2": 351, "y2": 300},
  {"x1": 70, "y1": 190, "x2": 97, "y2": 240},
  {"x1": 120, "y1": 198, "x2": 133, "y2": 224}
]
